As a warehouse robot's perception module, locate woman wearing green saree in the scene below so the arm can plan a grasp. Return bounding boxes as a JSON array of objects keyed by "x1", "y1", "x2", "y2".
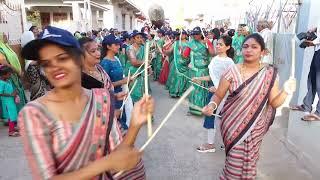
[
  {"x1": 165, "y1": 30, "x2": 190, "y2": 97},
  {"x1": 0, "y1": 33, "x2": 27, "y2": 113},
  {"x1": 182, "y1": 27, "x2": 215, "y2": 115},
  {"x1": 232, "y1": 25, "x2": 246, "y2": 64},
  {"x1": 127, "y1": 31, "x2": 150, "y2": 102},
  {"x1": 153, "y1": 30, "x2": 165, "y2": 81}
]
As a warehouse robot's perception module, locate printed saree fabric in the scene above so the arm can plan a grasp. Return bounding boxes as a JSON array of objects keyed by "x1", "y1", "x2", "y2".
[
  {"x1": 219, "y1": 65, "x2": 277, "y2": 179},
  {"x1": 19, "y1": 89, "x2": 145, "y2": 180}
]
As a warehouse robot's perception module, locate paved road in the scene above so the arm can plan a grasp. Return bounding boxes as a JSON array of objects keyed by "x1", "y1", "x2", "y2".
[{"x1": 0, "y1": 81, "x2": 314, "y2": 180}]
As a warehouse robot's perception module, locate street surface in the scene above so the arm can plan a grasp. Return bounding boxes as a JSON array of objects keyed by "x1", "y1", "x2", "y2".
[{"x1": 0, "y1": 81, "x2": 314, "y2": 180}]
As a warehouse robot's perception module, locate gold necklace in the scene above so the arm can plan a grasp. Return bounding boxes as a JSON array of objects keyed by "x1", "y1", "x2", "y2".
[
  {"x1": 240, "y1": 62, "x2": 263, "y2": 87},
  {"x1": 86, "y1": 66, "x2": 103, "y2": 82}
]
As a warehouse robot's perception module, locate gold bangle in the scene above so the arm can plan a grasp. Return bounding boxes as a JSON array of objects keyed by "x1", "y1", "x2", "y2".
[{"x1": 208, "y1": 101, "x2": 217, "y2": 111}]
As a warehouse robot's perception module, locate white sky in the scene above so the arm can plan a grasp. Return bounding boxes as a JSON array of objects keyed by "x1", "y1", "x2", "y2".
[{"x1": 133, "y1": 0, "x2": 251, "y2": 21}]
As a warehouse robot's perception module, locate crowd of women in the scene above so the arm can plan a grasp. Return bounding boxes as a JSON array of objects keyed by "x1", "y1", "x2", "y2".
[{"x1": 0, "y1": 21, "x2": 296, "y2": 179}]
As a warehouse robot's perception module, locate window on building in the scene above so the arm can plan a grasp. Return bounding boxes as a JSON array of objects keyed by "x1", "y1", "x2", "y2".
[
  {"x1": 130, "y1": 16, "x2": 133, "y2": 29},
  {"x1": 122, "y1": 14, "x2": 126, "y2": 30}
]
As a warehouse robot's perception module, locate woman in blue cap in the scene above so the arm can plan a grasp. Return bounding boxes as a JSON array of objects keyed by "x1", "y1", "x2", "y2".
[
  {"x1": 182, "y1": 26, "x2": 215, "y2": 115},
  {"x1": 100, "y1": 34, "x2": 135, "y2": 130},
  {"x1": 19, "y1": 26, "x2": 152, "y2": 180}
]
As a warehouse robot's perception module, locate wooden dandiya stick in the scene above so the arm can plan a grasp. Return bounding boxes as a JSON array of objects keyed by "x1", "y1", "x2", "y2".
[
  {"x1": 131, "y1": 65, "x2": 152, "y2": 79},
  {"x1": 119, "y1": 70, "x2": 131, "y2": 118},
  {"x1": 119, "y1": 80, "x2": 138, "y2": 111},
  {"x1": 144, "y1": 41, "x2": 152, "y2": 138},
  {"x1": 188, "y1": 80, "x2": 210, "y2": 91},
  {"x1": 181, "y1": 100, "x2": 222, "y2": 118},
  {"x1": 113, "y1": 87, "x2": 194, "y2": 178},
  {"x1": 131, "y1": 61, "x2": 145, "y2": 77},
  {"x1": 179, "y1": 28, "x2": 183, "y2": 54},
  {"x1": 291, "y1": 38, "x2": 296, "y2": 78},
  {"x1": 126, "y1": 70, "x2": 131, "y2": 92}
]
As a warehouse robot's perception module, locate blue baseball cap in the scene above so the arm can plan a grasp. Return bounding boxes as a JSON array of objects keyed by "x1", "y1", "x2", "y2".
[
  {"x1": 157, "y1": 29, "x2": 165, "y2": 35},
  {"x1": 102, "y1": 34, "x2": 121, "y2": 46},
  {"x1": 21, "y1": 26, "x2": 81, "y2": 60},
  {"x1": 191, "y1": 26, "x2": 202, "y2": 35},
  {"x1": 131, "y1": 30, "x2": 145, "y2": 38}
]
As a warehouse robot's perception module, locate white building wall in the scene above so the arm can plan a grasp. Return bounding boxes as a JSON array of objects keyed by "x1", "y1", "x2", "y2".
[{"x1": 286, "y1": 0, "x2": 320, "y2": 178}]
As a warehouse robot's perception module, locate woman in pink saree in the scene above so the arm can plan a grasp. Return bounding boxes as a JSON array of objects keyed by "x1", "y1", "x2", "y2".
[
  {"x1": 19, "y1": 26, "x2": 153, "y2": 180},
  {"x1": 202, "y1": 33, "x2": 296, "y2": 179}
]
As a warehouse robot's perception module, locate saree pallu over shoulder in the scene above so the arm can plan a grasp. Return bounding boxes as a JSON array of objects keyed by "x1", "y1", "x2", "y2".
[
  {"x1": 19, "y1": 89, "x2": 123, "y2": 179},
  {"x1": 220, "y1": 66, "x2": 277, "y2": 155}
]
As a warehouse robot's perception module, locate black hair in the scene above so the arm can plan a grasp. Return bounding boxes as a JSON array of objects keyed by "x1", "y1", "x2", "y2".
[
  {"x1": 78, "y1": 37, "x2": 95, "y2": 50},
  {"x1": 227, "y1": 29, "x2": 235, "y2": 37},
  {"x1": 219, "y1": 35, "x2": 235, "y2": 59},
  {"x1": 212, "y1": 28, "x2": 220, "y2": 40},
  {"x1": 29, "y1": 26, "x2": 37, "y2": 32},
  {"x1": 81, "y1": 32, "x2": 87, "y2": 37},
  {"x1": 0, "y1": 66, "x2": 13, "y2": 76},
  {"x1": 74, "y1": 31, "x2": 80, "y2": 36},
  {"x1": 219, "y1": 27, "x2": 225, "y2": 33},
  {"x1": 92, "y1": 30, "x2": 98, "y2": 36},
  {"x1": 242, "y1": 33, "x2": 266, "y2": 51}
]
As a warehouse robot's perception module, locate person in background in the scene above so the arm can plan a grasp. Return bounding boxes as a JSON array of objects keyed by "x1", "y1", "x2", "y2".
[
  {"x1": 95, "y1": 31, "x2": 104, "y2": 45},
  {"x1": 257, "y1": 20, "x2": 274, "y2": 64},
  {"x1": 153, "y1": 29, "x2": 165, "y2": 81},
  {"x1": 119, "y1": 32, "x2": 131, "y2": 75},
  {"x1": 291, "y1": 20, "x2": 320, "y2": 121},
  {"x1": 211, "y1": 28, "x2": 221, "y2": 52},
  {"x1": 21, "y1": 31, "x2": 51, "y2": 101},
  {"x1": 100, "y1": 34, "x2": 135, "y2": 130},
  {"x1": 74, "y1": 31, "x2": 82, "y2": 39},
  {"x1": 232, "y1": 24, "x2": 246, "y2": 64},
  {"x1": 227, "y1": 29, "x2": 235, "y2": 37},
  {"x1": 0, "y1": 32, "x2": 27, "y2": 113},
  {"x1": 29, "y1": 26, "x2": 40, "y2": 39},
  {"x1": 87, "y1": 30, "x2": 93, "y2": 39},
  {"x1": 168, "y1": 30, "x2": 190, "y2": 97},
  {"x1": 0, "y1": 65, "x2": 19, "y2": 137},
  {"x1": 219, "y1": 27, "x2": 225, "y2": 35},
  {"x1": 196, "y1": 35, "x2": 234, "y2": 153},
  {"x1": 126, "y1": 31, "x2": 150, "y2": 102},
  {"x1": 183, "y1": 27, "x2": 215, "y2": 115}
]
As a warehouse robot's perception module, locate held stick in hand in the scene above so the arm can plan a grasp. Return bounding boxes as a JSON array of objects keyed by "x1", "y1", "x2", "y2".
[
  {"x1": 113, "y1": 87, "x2": 194, "y2": 179},
  {"x1": 120, "y1": 80, "x2": 138, "y2": 111},
  {"x1": 144, "y1": 41, "x2": 152, "y2": 138}
]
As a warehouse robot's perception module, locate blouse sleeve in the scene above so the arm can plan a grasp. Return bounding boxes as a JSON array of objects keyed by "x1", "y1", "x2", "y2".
[
  {"x1": 100, "y1": 60, "x2": 111, "y2": 75},
  {"x1": 18, "y1": 105, "x2": 57, "y2": 180},
  {"x1": 222, "y1": 65, "x2": 234, "y2": 82}
]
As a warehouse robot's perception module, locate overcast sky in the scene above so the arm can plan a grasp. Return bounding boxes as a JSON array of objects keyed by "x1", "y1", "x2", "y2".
[{"x1": 133, "y1": 0, "x2": 251, "y2": 20}]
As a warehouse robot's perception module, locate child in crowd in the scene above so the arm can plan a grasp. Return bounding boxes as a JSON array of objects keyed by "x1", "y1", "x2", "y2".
[{"x1": 0, "y1": 65, "x2": 19, "y2": 137}]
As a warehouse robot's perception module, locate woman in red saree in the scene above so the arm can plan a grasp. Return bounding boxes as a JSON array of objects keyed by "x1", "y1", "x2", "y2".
[
  {"x1": 158, "y1": 35, "x2": 174, "y2": 85},
  {"x1": 19, "y1": 26, "x2": 154, "y2": 180},
  {"x1": 202, "y1": 33, "x2": 296, "y2": 179}
]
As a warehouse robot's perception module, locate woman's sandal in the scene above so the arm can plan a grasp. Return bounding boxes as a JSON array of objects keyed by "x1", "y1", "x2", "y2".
[
  {"x1": 290, "y1": 105, "x2": 307, "y2": 112},
  {"x1": 196, "y1": 144, "x2": 216, "y2": 153},
  {"x1": 8, "y1": 131, "x2": 20, "y2": 137},
  {"x1": 301, "y1": 114, "x2": 320, "y2": 121}
]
